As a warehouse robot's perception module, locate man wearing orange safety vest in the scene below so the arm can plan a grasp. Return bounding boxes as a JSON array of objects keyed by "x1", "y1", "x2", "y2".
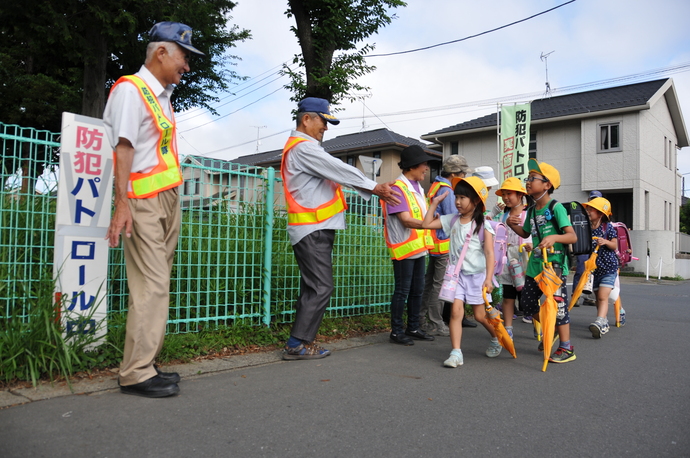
[
  {"x1": 382, "y1": 145, "x2": 439, "y2": 346},
  {"x1": 281, "y1": 97, "x2": 401, "y2": 360},
  {"x1": 103, "y1": 22, "x2": 204, "y2": 398},
  {"x1": 419, "y1": 155, "x2": 476, "y2": 336}
]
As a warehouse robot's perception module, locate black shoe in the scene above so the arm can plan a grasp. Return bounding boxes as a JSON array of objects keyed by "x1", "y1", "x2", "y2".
[
  {"x1": 405, "y1": 328, "x2": 435, "y2": 341},
  {"x1": 120, "y1": 375, "x2": 180, "y2": 398},
  {"x1": 462, "y1": 318, "x2": 478, "y2": 328},
  {"x1": 155, "y1": 364, "x2": 181, "y2": 383},
  {"x1": 390, "y1": 333, "x2": 414, "y2": 346}
]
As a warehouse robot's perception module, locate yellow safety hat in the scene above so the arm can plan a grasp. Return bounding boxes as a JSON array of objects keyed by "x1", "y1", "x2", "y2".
[
  {"x1": 451, "y1": 176, "x2": 488, "y2": 203},
  {"x1": 528, "y1": 158, "x2": 561, "y2": 189},
  {"x1": 495, "y1": 176, "x2": 527, "y2": 196},
  {"x1": 583, "y1": 197, "x2": 612, "y2": 217}
]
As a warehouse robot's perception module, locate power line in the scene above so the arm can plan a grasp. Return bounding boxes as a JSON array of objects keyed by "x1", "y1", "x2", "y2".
[
  {"x1": 366, "y1": 0, "x2": 577, "y2": 58},
  {"x1": 177, "y1": 73, "x2": 287, "y2": 123},
  {"x1": 177, "y1": 63, "x2": 293, "y2": 120},
  {"x1": 179, "y1": 86, "x2": 286, "y2": 133}
]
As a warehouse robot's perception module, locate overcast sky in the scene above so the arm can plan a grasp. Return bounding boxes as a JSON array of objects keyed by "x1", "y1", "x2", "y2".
[{"x1": 175, "y1": 0, "x2": 690, "y2": 193}]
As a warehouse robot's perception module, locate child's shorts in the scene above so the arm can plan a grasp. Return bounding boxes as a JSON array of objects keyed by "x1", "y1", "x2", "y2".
[
  {"x1": 594, "y1": 272, "x2": 617, "y2": 290},
  {"x1": 520, "y1": 266, "x2": 570, "y2": 326},
  {"x1": 454, "y1": 272, "x2": 489, "y2": 305},
  {"x1": 502, "y1": 284, "x2": 520, "y2": 300}
]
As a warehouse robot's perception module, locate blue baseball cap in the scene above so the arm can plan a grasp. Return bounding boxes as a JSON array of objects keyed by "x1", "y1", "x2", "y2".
[
  {"x1": 297, "y1": 97, "x2": 340, "y2": 125},
  {"x1": 149, "y1": 22, "x2": 204, "y2": 56},
  {"x1": 589, "y1": 190, "x2": 603, "y2": 200}
]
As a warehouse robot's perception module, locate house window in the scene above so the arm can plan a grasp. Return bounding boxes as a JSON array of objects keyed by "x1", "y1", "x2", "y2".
[
  {"x1": 664, "y1": 136, "x2": 668, "y2": 167},
  {"x1": 529, "y1": 132, "x2": 537, "y2": 159},
  {"x1": 373, "y1": 152, "x2": 381, "y2": 177},
  {"x1": 347, "y1": 155, "x2": 356, "y2": 167},
  {"x1": 184, "y1": 179, "x2": 201, "y2": 196},
  {"x1": 598, "y1": 123, "x2": 621, "y2": 152},
  {"x1": 450, "y1": 142, "x2": 458, "y2": 155}
]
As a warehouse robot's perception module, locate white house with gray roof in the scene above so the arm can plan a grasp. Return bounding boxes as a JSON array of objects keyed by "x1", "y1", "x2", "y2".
[{"x1": 422, "y1": 78, "x2": 689, "y2": 278}]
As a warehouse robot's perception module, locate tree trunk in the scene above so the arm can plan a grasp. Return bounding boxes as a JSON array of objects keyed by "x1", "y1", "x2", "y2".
[{"x1": 81, "y1": 23, "x2": 108, "y2": 119}]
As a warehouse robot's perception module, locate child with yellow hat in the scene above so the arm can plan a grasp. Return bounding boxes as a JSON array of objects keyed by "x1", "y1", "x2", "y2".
[
  {"x1": 423, "y1": 176, "x2": 504, "y2": 368},
  {"x1": 582, "y1": 197, "x2": 619, "y2": 338},
  {"x1": 505, "y1": 159, "x2": 578, "y2": 364},
  {"x1": 494, "y1": 177, "x2": 533, "y2": 338}
]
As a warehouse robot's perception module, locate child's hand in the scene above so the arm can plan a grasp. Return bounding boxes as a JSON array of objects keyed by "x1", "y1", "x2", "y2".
[
  {"x1": 595, "y1": 238, "x2": 607, "y2": 247},
  {"x1": 483, "y1": 279, "x2": 494, "y2": 294},
  {"x1": 507, "y1": 214, "x2": 522, "y2": 227},
  {"x1": 431, "y1": 194, "x2": 445, "y2": 206},
  {"x1": 523, "y1": 243, "x2": 533, "y2": 252},
  {"x1": 538, "y1": 235, "x2": 557, "y2": 249}
]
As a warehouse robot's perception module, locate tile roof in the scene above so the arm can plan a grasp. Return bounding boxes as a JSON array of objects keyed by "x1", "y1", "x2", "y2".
[
  {"x1": 232, "y1": 128, "x2": 440, "y2": 166},
  {"x1": 424, "y1": 78, "x2": 670, "y2": 136}
]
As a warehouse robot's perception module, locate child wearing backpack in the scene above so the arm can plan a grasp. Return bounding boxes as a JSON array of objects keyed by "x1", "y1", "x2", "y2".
[
  {"x1": 422, "y1": 176, "x2": 499, "y2": 368},
  {"x1": 495, "y1": 177, "x2": 532, "y2": 339},
  {"x1": 581, "y1": 197, "x2": 619, "y2": 338},
  {"x1": 506, "y1": 159, "x2": 578, "y2": 364}
]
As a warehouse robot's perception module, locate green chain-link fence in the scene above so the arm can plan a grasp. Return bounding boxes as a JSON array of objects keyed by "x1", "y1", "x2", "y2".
[{"x1": 1, "y1": 122, "x2": 394, "y2": 333}]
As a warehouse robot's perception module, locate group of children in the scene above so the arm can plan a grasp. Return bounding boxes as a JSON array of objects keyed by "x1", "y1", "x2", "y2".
[{"x1": 422, "y1": 158, "x2": 623, "y2": 368}]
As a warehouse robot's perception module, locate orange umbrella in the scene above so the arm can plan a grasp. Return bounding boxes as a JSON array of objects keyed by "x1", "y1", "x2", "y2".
[
  {"x1": 568, "y1": 238, "x2": 600, "y2": 311},
  {"x1": 519, "y1": 244, "x2": 543, "y2": 341},
  {"x1": 534, "y1": 247, "x2": 562, "y2": 372},
  {"x1": 482, "y1": 288, "x2": 517, "y2": 358},
  {"x1": 614, "y1": 296, "x2": 622, "y2": 327}
]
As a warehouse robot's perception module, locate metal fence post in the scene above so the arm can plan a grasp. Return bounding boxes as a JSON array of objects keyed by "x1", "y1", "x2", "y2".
[{"x1": 262, "y1": 167, "x2": 275, "y2": 326}]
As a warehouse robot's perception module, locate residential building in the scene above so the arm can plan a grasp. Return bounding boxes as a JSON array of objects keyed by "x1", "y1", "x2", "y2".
[{"x1": 422, "y1": 78, "x2": 689, "y2": 277}]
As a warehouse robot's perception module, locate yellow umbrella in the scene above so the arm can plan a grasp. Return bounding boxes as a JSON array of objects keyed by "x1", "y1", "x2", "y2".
[
  {"x1": 534, "y1": 247, "x2": 562, "y2": 372},
  {"x1": 519, "y1": 244, "x2": 542, "y2": 341},
  {"x1": 614, "y1": 296, "x2": 622, "y2": 327},
  {"x1": 482, "y1": 288, "x2": 517, "y2": 358},
  {"x1": 568, "y1": 238, "x2": 600, "y2": 311}
]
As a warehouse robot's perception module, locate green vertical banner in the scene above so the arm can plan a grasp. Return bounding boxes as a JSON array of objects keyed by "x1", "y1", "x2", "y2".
[{"x1": 500, "y1": 103, "x2": 531, "y2": 182}]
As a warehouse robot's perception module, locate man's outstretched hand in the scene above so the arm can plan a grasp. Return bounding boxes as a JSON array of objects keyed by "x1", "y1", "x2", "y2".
[{"x1": 373, "y1": 182, "x2": 402, "y2": 206}]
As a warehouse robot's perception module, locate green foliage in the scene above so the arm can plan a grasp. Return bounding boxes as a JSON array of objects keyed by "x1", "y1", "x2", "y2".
[
  {"x1": 0, "y1": 0, "x2": 250, "y2": 143},
  {"x1": 680, "y1": 200, "x2": 690, "y2": 235},
  {"x1": 283, "y1": 0, "x2": 406, "y2": 104},
  {"x1": 0, "y1": 276, "x2": 120, "y2": 387}
]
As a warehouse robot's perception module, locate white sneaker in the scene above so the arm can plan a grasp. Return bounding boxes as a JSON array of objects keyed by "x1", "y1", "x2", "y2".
[
  {"x1": 486, "y1": 340, "x2": 502, "y2": 358},
  {"x1": 444, "y1": 350, "x2": 464, "y2": 368}
]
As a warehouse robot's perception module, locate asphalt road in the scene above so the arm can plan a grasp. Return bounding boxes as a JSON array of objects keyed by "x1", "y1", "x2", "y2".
[{"x1": 1, "y1": 279, "x2": 689, "y2": 458}]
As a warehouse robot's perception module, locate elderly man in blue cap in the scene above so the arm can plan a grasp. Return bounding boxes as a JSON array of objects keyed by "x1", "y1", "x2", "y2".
[
  {"x1": 280, "y1": 97, "x2": 401, "y2": 360},
  {"x1": 103, "y1": 22, "x2": 204, "y2": 397},
  {"x1": 572, "y1": 190, "x2": 603, "y2": 306}
]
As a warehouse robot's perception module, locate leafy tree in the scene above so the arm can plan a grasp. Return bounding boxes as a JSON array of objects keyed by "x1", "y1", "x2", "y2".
[
  {"x1": 681, "y1": 200, "x2": 690, "y2": 235},
  {"x1": 283, "y1": 0, "x2": 405, "y2": 105},
  {"x1": 0, "y1": 0, "x2": 250, "y2": 186}
]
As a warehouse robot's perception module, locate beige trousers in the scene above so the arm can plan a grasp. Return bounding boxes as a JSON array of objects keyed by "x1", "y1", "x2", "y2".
[{"x1": 119, "y1": 188, "x2": 180, "y2": 386}]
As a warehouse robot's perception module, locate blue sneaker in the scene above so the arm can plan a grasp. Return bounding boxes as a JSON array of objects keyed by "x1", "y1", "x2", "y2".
[{"x1": 283, "y1": 342, "x2": 331, "y2": 360}]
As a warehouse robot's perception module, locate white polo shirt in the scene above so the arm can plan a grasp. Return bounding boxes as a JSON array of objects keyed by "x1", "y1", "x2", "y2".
[{"x1": 103, "y1": 65, "x2": 176, "y2": 174}]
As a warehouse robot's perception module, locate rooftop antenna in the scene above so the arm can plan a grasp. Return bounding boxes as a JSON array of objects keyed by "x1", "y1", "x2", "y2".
[
  {"x1": 251, "y1": 125, "x2": 266, "y2": 153},
  {"x1": 353, "y1": 93, "x2": 372, "y2": 131},
  {"x1": 540, "y1": 50, "x2": 555, "y2": 98}
]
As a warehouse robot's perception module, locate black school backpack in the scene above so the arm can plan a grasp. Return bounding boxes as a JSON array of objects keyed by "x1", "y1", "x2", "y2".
[{"x1": 527, "y1": 200, "x2": 592, "y2": 257}]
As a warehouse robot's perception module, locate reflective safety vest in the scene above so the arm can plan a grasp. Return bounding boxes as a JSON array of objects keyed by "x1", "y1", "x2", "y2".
[
  {"x1": 382, "y1": 179, "x2": 434, "y2": 260},
  {"x1": 280, "y1": 136, "x2": 348, "y2": 226},
  {"x1": 110, "y1": 75, "x2": 182, "y2": 199},
  {"x1": 427, "y1": 181, "x2": 451, "y2": 255}
]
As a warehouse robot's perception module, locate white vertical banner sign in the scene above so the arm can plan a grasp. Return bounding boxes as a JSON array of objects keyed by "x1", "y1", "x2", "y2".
[
  {"x1": 54, "y1": 112, "x2": 113, "y2": 345},
  {"x1": 499, "y1": 103, "x2": 531, "y2": 182}
]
